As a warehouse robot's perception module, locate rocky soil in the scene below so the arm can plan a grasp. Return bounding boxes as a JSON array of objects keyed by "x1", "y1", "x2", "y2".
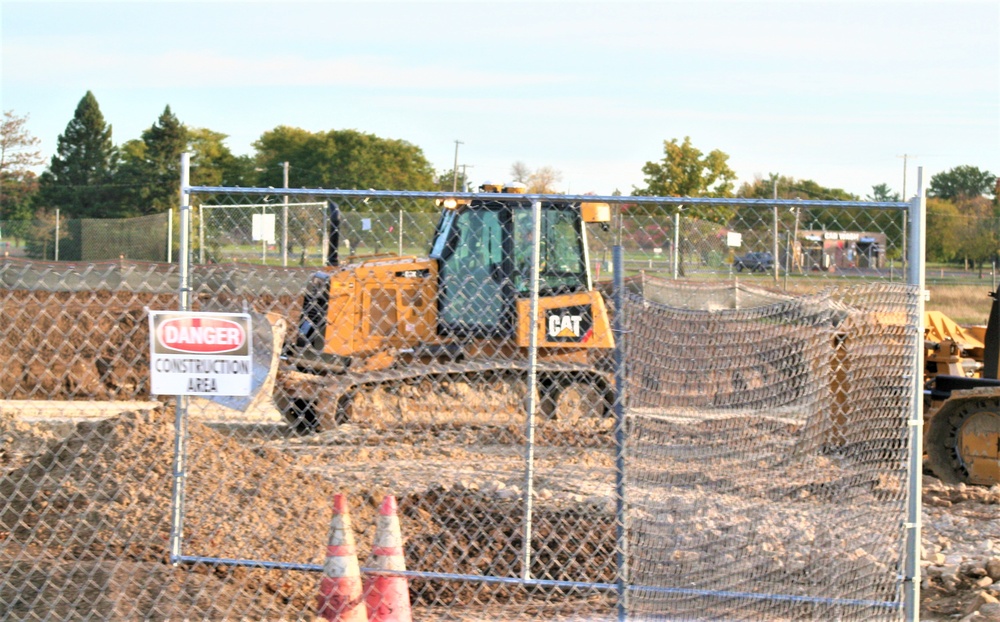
[
  {"x1": 2, "y1": 403, "x2": 999, "y2": 620},
  {"x1": 3, "y1": 287, "x2": 999, "y2": 620},
  {"x1": 921, "y1": 477, "x2": 1000, "y2": 621}
]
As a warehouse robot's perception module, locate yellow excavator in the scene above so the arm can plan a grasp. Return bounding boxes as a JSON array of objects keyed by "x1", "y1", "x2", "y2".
[
  {"x1": 275, "y1": 184, "x2": 616, "y2": 432},
  {"x1": 924, "y1": 292, "x2": 1000, "y2": 485}
]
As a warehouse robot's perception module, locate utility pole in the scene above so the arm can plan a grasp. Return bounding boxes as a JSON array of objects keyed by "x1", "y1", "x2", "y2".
[
  {"x1": 452, "y1": 140, "x2": 463, "y2": 192},
  {"x1": 460, "y1": 163, "x2": 474, "y2": 192},
  {"x1": 897, "y1": 154, "x2": 918, "y2": 200}
]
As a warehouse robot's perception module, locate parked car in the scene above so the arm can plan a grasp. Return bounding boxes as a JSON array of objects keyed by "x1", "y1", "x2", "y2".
[{"x1": 734, "y1": 251, "x2": 774, "y2": 273}]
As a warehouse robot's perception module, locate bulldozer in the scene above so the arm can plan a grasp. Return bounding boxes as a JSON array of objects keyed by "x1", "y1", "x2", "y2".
[
  {"x1": 275, "y1": 183, "x2": 616, "y2": 432},
  {"x1": 923, "y1": 290, "x2": 1000, "y2": 485},
  {"x1": 269, "y1": 181, "x2": 1000, "y2": 487}
]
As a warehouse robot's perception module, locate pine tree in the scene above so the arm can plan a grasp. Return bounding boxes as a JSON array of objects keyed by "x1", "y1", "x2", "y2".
[
  {"x1": 118, "y1": 106, "x2": 189, "y2": 215},
  {"x1": 38, "y1": 91, "x2": 119, "y2": 218}
]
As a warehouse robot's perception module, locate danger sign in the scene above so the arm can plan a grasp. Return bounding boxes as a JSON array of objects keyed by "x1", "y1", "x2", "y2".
[{"x1": 148, "y1": 311, "x2": 253, "y2": 396}]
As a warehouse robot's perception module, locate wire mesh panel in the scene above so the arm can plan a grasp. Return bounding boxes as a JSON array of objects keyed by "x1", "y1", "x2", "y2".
[
  {"x1": 0, "y1": 186, "x2": 918, "y2": 621},
  {"x1": 199, "y1": 199, "x2": 441, "y2": 267},
  {"x1": 621, "y1": 280, "x2": 917, "y2": 621}
]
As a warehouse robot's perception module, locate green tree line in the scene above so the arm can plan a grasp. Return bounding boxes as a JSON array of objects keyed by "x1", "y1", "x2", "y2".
[{"x1": 2, "y1": 92, "x2": 996, "y2": 265}]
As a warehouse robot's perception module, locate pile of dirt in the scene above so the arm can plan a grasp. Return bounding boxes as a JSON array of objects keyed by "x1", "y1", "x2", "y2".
[
  {"x1": 401, "y1": 486, "x2": 617, "y2": 607},
  {"x1": 0, "y1": 406, "x2": 620, "y2": 619},
  {"x1": 0, "y1": 289, "x2": 301, "y2": 402},
  {"x1": 0, "y1": 406, "x2": 355, "y2": 618},
  {"x1": 0, "y1": 407, "x2": 58, "y2": 468},
  {"x1": 0, "y1": 291, "x2": 173, "y2": 400}
]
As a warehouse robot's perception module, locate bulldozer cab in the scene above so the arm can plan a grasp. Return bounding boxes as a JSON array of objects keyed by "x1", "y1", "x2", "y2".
[{"x1": 430, "y1": 199, "x2": 594, "y2": 339}]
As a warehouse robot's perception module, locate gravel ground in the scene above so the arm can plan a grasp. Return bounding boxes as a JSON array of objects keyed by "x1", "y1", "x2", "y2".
[
  {"x1": 2, "y1": 402, "x2": 999, "y2": 621},
  {"x1": 3, "y1": 288, "x2": 998, "y2": 621}
]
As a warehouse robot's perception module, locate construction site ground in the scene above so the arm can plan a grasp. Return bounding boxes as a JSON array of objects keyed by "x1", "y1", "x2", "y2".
[
  {"x1": 3, "y1": 403, "x2": 999, "y2": 621},
  {"x1": 2, "y1": 290, "x2": 999, "y2": 620}
]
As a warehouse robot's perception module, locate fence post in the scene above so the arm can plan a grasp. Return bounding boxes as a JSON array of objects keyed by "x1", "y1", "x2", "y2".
[
  {"x1": 772, "y1": 205, "x2": 779, "y2": 283},
  {"x1": 54, "y1": 208, "x2": 60, "y2": 261},
  {"x1": 521, "y1": 198, "x2": 542, "y2": 580},
  {"x1": 199, "y1": 205, "x2": 204, "y2": 264},
  {"x1": 903, "y1": 167, "x2": 926, "y2": 622},
  {"x1": 612, "y1": 244, "x2": 629, "y2": 621},
  {"x1": 170, "y1": 152, "x2": 193, "y2": 566},
  {"x1": 167, "y1": 208, "x2": 173, "y2": 264},
  {"x1": 282, "y1": 161, "x2": 289, "y2": 267},
  {"x1": 322, "y1": 207, "x2": 329, "y2": 266},
  {"x1": 672, "y1": 211, "x2": 680, "y2": 280}
]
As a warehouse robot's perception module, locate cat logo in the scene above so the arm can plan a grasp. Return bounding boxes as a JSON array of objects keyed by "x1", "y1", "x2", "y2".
[
  {"x1": 545, "y1": 305, "x2": 594, "y2": 343},
  {"x1": 549, "y1": 314, "x2": 583, "y2": 338}
]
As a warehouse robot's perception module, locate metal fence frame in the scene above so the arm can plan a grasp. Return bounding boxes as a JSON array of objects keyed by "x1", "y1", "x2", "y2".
[{"x1": 173, "y1": 154, "x2": 926, "y2": 621}]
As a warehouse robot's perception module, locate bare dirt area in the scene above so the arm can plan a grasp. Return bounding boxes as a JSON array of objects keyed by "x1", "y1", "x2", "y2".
[
  {"x1": 3, "y1": 288, "x2": 1000, "y2": 620},
  {"x1": 0, "y1": 405, "x2": 620, "y2": 620},
  {"x1": 6, "y1": 402, "x2": 999, "y2": 621}
]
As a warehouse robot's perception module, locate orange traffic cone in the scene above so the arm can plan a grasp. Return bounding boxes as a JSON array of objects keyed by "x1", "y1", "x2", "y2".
[
  {"x1": 363, "y1": 495, "x2": 412, "y2": 622},
  {"x1": 316, "y1": 493, "x2": 368, "y2": 622}
]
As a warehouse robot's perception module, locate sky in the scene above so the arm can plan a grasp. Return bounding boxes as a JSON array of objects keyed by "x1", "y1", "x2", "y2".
[{"x1": 2, "y1": 0, "x2": 998, "y2": 199}]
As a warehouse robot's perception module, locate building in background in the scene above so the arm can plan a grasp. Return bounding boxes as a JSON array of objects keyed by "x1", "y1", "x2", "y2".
[{"x1": 799, "y1": 230, "x2": 886, "y2": 271}]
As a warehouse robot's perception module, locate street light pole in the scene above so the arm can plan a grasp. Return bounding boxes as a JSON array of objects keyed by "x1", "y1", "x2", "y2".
[{"x1": 452, "y1": 140, "x2": 463, "y2": 192}]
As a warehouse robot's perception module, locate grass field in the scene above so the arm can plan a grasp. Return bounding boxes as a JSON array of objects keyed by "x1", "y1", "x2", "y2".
[{"x1": 926, "y1": 283, "x2": 995, "y2": 325}]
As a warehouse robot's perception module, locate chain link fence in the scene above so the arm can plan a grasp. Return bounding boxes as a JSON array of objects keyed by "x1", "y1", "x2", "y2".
[
  {"x1": 1, "y1": 180, "x2": 921, "y2": 620},
  {"x1": 1, "y1": 213, "x2": 172, "y2": 263}
]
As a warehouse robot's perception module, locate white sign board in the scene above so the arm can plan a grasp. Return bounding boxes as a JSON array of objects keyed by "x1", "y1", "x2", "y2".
[
  {"x1": 252, "y1": 213, "x2": 276, "y2": 243},
  {"x1": 148, "y1": 311, "x2": 253, "y2": 396},
  {"x1": 726, "y1": 231, "x2": 743, "y2": 248}
]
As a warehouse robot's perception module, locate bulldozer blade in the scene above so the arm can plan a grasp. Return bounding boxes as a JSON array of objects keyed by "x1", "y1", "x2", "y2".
[{"x1": 190, "y1": 311, "x2": 286, "y2": 421}]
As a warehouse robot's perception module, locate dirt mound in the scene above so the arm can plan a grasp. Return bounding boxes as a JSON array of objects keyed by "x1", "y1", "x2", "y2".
[
  {"x1": 0, "y1": 408, "x2": 58, "y2": 468},
  {"x1": 401, "y1": 486, "x2": 616, "y2": 607},
  {"x1": 0, "y1": 404, "x2": 622, "y2": 618},
  {"x1": 0, "y1": 560, "x2": 267, "y2": 620},
  {"x1": 0, "y1": 406, "x2": 361, "y2": 617},
  {"x1": 0, "y1": 289, "x2": 301, "y2": 401}
]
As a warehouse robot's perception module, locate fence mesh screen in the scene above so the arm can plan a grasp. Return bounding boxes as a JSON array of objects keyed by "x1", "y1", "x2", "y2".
[
  {"x1": 0, "y1": 189, "x2": 917, "y2": 621},
  {"x1": 622, "y1": 280, "x2": 916, "y2": 621}
]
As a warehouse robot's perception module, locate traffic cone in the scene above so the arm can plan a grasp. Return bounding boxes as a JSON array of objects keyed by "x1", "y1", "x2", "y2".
[
  {"x1": 363, "y1": 495, "x2": 412, "y2": 622},
  {"x1": 316, "y1": 493, "x2": 368, "y2": 622}
]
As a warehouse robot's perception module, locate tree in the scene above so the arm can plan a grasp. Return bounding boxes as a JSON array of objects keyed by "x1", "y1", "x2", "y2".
[
  {"x1": 510, "y1": 161, "x2": 531, "y2": 184},
  {"x1": 866, "y1": 183, "x2": 901, "y2": 202},
  {"x1": 0, "y1": 111, "x2": 45, "y2": 245},
  {"x1": 527, "y1": 166, "x2": 562, "y2": 193},
  {"x1": 116, "y1": 106, "x2": 189, "y2": 216},
  {"x1": 253, "y1": 127, "x2": 436, "y2": 194},
  {"x1": 38, "y1": 91, "x2": 119, "y2": 218},
  {"x1": 23, "y1": 207, "x2": 69, "y2": 259},
  {"x1": 736, "y1": 173, "x2": 858, "y2": 201},
  {"x1": 436, "y1": 168, "x2": 469, "y2": 192},
  {"x1": 925, "y1": 198, "x2": 963, "y2": 263},
  {"x1": 188, "y1": 127, "x2": 256, "y2": 188},
  {"x1": 0, "y1": 110, "x2": 44, "y2": 177},
  {"x1": 954, "y1": 195, "x2": 1000, "y2": 276},
  {"x1": 929, "y1": 165, "x2": 996, "y2": 201},
  {"x1": 635, "y1": 136, "x2": 736, "y2": 198},
  {"x1": 504, "y1": 162, "x2": 563, "y2": 193}
]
